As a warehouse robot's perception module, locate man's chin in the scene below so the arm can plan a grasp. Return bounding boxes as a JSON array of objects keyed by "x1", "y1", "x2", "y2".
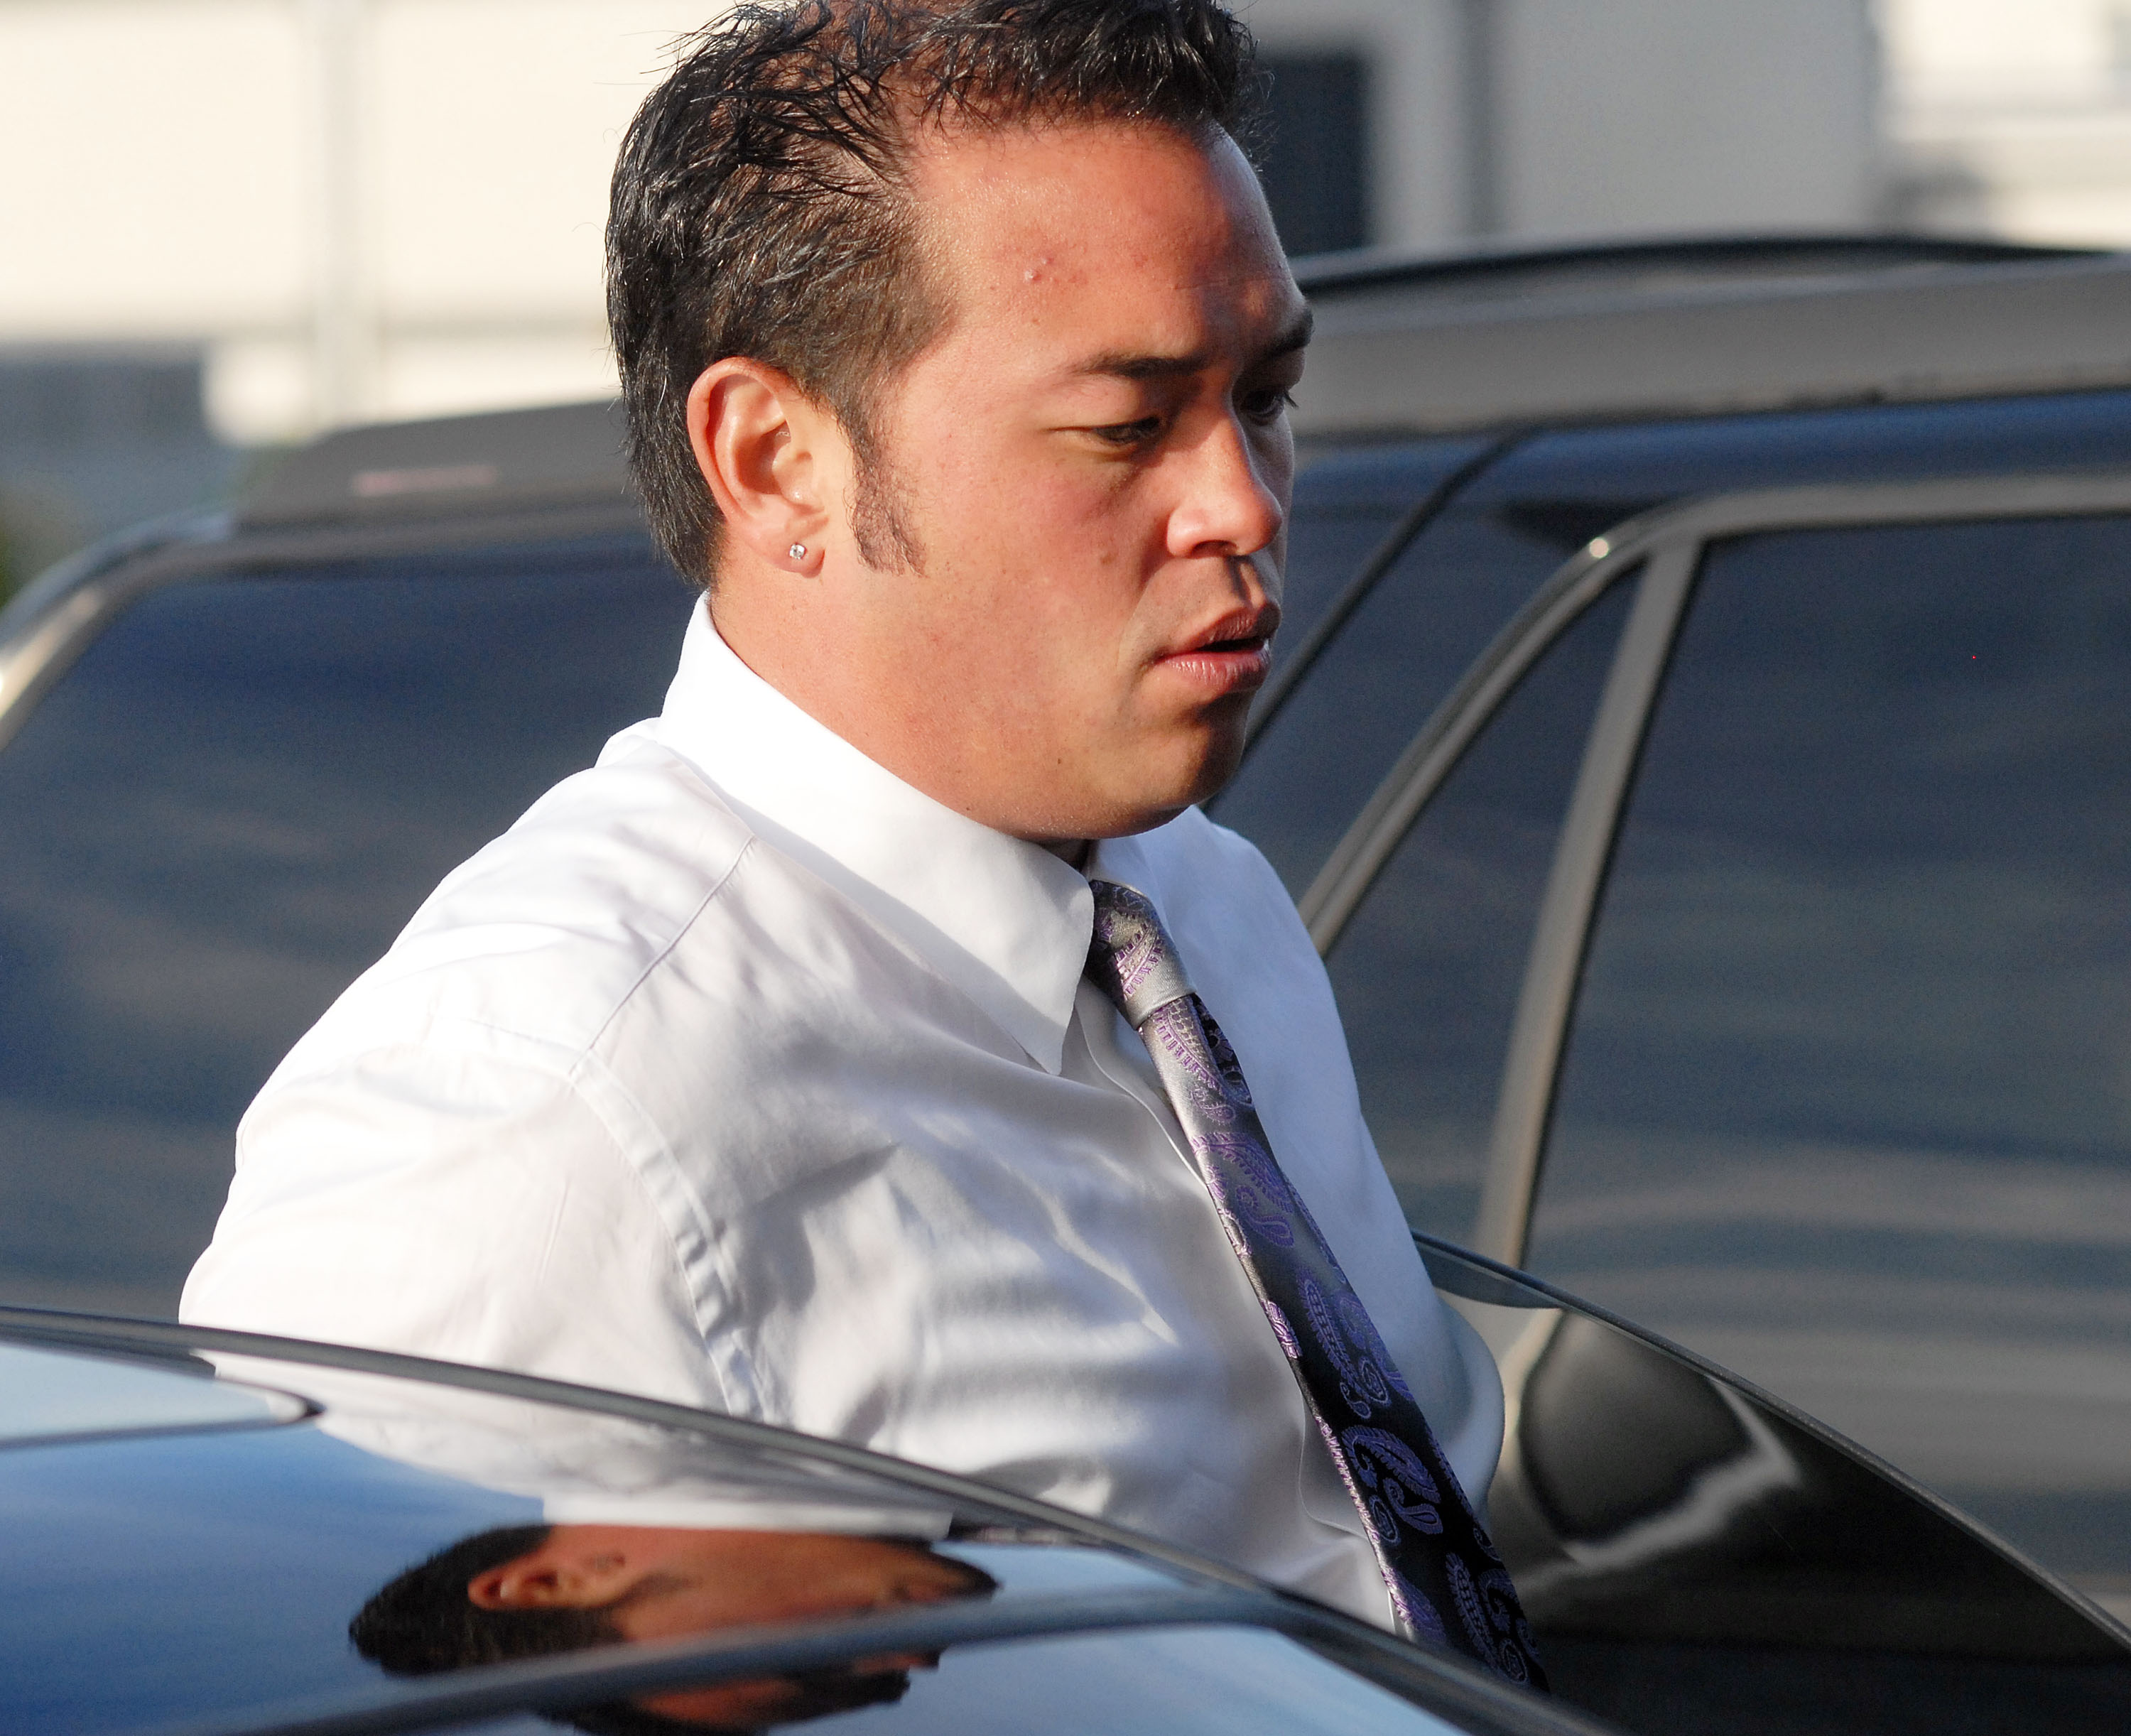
[
  {"x1": 1097, "y1": 720, "x2": 1253, "y2": 832},
  {"x1": 1004, "y1": 725, "x2": 1249, "y2": 844},
  {"x1": 1135, "y1": 743, "x2": 1249, "y2": 830},
  {"x1": 642, "y1": 1664, "x2": 915, "y2": 1727}
]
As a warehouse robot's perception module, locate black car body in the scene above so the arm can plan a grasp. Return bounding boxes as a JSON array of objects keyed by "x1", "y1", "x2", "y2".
[
  {"x1": 0, "y1": 232, "x2": 2127, "y2": 1639},
  {"x1": 4, "y1": 1235, "x2": 2126, "y2": 1736}
]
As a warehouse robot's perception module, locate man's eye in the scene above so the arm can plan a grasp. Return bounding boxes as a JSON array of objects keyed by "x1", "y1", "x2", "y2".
[
  {"x1": 1240, "y1": 388, "x2": 1297, "y2": 425},
  {"x1": 1089, "y1": 416, "x2": 1164, "y2": 447}
]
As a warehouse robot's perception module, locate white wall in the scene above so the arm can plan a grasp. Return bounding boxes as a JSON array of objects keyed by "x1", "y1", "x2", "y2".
[
  {"x1": 1496, "y1": 0, "x2": 1878, "y2": 239},
  {"x1": 0, "y1": 1, "x2": 307, "y2": 342},
  {"x1": 0, "y1": 0, "x2": 708, "y2": 441},
  {"x1": 1247, "y1": 0, "x2": 1878, "y2": 247}
]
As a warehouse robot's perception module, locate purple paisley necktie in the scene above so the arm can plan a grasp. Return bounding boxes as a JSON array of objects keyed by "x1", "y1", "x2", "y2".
[{"x1": 1085, "y1": 879, "x2": 1545, "y2": 1689}]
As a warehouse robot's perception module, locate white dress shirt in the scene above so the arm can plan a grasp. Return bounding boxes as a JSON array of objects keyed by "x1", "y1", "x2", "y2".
[{"x1": 183, "y1": 602, "x2": 1504, "y2": 1629}]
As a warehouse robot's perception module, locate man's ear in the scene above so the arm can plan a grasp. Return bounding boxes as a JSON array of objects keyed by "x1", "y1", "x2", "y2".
[
  {"x1": 466, "y1": 1539, "x2": 636, "y2": 1610},
  {"x1": 686, "y1": 358, "x2": 837, "y2": 577}
]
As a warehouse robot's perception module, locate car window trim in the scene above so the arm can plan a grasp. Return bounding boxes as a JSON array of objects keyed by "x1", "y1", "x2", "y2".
[
  {"x1": 1294, "y1": 531, "x2": 1630, "y2": 952},
  {"x1": 1304, "y1": 468, "x2": 2131, "y2": 1267},
  {"x1": 0, "y1": 501, "x2": 661, "y2": 758},
  {"x1": 1473, "y1": 540, "x2": 1698, "y2": 1262}
]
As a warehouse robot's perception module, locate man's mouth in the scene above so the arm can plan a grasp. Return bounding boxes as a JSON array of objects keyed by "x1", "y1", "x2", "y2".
[{"x1": 1157, "y1": 607, "x2": 1280, "y2": 696}]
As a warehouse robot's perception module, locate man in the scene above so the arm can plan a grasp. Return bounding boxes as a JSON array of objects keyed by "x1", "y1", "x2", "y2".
[
  {"x1": 354, "y1": 1524, "x2": 997, "y2": 1731},
  {"x1": 185, "y1": 0, "x2": 1532, "y2": 1679}
]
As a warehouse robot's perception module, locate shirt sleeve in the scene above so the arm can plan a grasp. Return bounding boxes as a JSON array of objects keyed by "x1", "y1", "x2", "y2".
[{"x1": 180, "y1": 1032, "x2": 727, "y2": 1414}]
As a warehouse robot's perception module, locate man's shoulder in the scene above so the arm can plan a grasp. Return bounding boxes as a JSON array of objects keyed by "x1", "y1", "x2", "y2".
[
  {"x1": 413, "y1": 731, "x2": 755, "y2": 957},
  {"x1": 271, "y1": 734, "x2": 771, "y2": 1080}
]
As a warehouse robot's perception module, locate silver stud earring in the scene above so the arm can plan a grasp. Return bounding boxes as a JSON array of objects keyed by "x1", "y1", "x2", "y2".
[{"x1": 788, "y1": 543, "x2": 808, "y2": 561}]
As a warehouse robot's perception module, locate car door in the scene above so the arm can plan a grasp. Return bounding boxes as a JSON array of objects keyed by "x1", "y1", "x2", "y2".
[
  {"x1": 1304, "y1": 468, "x2": 2131, "y2": 1620},
  {"x1": 1420, "y1": 1234, "x2": 2131, "y2": 1736}
]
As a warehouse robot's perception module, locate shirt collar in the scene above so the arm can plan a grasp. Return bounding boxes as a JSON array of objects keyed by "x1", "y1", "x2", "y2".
[{"x1": 653, "y1": 604, "x2": 1095, "y2": 1074}]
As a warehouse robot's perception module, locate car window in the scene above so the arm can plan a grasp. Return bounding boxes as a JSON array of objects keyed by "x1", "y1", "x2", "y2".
[
  {"x1": 0, "y1": 533, "x2": 691, "y2": 1316},
  {"x1": 1527, "y1": 515, "x2": 2131, "y2": 1610},
  {"x1": 1323, "y1": 579, "x2": 1634, "y2": 1242},
  {"x1": 1276, "y1": 436, "x2": 1500, "y2": 662},
  {"x1": 1213, "y1": 443, "x2": 1548, "y2": 899},
  {"x1": 1232, "y1": 386, "x2": 2131, "y2": 906}
]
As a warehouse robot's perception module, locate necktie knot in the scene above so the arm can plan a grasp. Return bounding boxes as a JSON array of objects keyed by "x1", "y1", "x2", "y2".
[{"x1": 1085, "y1": 879, "x2": 1194, "y2": 1028}]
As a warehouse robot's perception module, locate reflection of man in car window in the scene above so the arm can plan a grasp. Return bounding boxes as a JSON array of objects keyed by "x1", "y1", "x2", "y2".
[
  {"x1": 354, "y1": 1526, "x2": 997, "y2": 1733},
  {"x1": 184, "y1": 0, "x2": 1516, "y2": 1660}
]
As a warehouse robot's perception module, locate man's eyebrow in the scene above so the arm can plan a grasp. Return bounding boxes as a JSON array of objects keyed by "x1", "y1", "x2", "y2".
[{"x1": 1073, "y1": 307, "x2": 1315, "y2": 382}]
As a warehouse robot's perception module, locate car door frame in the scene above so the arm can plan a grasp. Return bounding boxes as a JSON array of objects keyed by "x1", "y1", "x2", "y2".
[{"x1": 1300, "y1": 466, "x2": 2131, "y2": 1264}]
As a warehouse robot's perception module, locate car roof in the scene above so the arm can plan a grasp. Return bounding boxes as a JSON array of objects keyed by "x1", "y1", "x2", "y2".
[
  {"x1": 1291, "y1": 234, "x2": 2131, "y2": 440},
  {"x1": 237, "y1": 398, "x2": 634, "y2": 531},
  {"x1": 1288, "y1": 229, "x2": 2105, "y2": 304},
  {"x1": 0, "y1": 1306, "x2": 1173, "y2": 1556}
]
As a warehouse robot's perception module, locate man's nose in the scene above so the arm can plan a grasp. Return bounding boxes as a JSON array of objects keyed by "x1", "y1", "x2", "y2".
[{"x1": 1166, "y1": 414, "x2": 1284, "y2": 562}]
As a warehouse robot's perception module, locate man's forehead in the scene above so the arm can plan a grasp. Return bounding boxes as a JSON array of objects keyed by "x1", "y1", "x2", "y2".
[{"x1": 905, "y1": 116, "x2": 1301, "y2": 359}]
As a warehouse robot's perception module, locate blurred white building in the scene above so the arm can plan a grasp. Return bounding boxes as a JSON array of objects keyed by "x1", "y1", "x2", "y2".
[
  {"x1": 1249, "y1": 0, "x2": 1877, "y2": 249},
  {"x1": 1881, "y1": 0, "x2": 2131, "y2": 244},
  {"x1": 0, "y1": 1, "x2": 707, "y2": 449}
]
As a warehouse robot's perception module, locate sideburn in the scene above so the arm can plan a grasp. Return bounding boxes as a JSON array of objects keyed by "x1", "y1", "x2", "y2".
[{"x1": 845, "y1": 416, "x2": 926, "y2": 575}]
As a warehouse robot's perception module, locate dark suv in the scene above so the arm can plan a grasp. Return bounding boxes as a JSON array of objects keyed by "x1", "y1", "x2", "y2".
[{"x1": 2, "y1": 233, "x2": 2127, "y2": 1618}]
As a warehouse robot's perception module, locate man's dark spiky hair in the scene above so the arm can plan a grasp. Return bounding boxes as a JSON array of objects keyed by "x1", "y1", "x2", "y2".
[
  {"x1": 606, "y1": 0, "x2": 1266, "y2": 582},
  {"x1": 349, "y1": 1526, "x2": 695, "y2": 1736}
]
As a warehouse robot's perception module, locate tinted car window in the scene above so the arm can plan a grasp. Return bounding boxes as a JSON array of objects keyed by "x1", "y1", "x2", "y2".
[
  {"x1": 1214, "y1": 440, "x2": 1539, "y2": 897},
  {"x1": 1225, "y1": 388, "x2": 2131, "y2": 901},
  {"x1": 0, "y1": 533, "x2": 690, "y2": 1315},
  {"x1": 1301, "y1": 386, "x2": 2131, "y2": 903},
  {"x1": 1528, "y1": 516, "x2": 2131, "y2": 1603},
  {"x1": 1276, "y1": 436, "x2": 1500, "y2": 661},
  {"x1": 1325, "y1": 578, "x2": 1634, "y2": 1241}
]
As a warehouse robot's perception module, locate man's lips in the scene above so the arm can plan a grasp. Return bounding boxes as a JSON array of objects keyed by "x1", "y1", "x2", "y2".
[{"x1": 1156, "y1": 607, "x2": 1280, "y2": 695}]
